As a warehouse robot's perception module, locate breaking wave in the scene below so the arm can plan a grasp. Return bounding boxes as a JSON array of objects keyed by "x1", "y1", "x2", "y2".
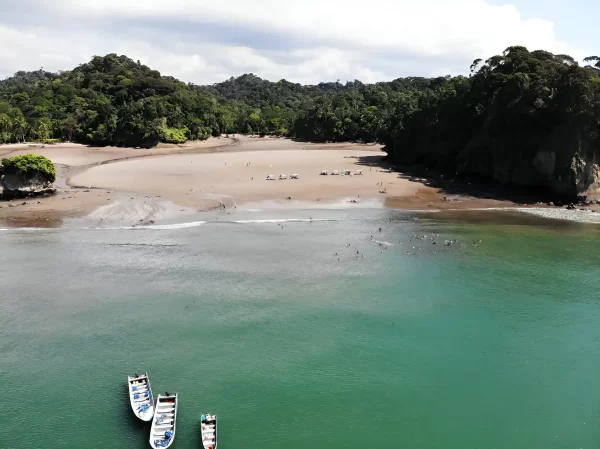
[{"x1": 232, "y1": 218, "x2": 336, "y2": 224}]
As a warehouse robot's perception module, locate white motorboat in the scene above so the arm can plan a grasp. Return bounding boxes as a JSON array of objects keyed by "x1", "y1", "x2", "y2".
[
  {"x1": 200, "y1": 413, "x2": 218, "y2": 449},
  {"x1": 127, "y1": 373, "x2": 154, "y2": 422},
  {"x1": 150, "y1": 393, "x2": 178, "y2": 449}
]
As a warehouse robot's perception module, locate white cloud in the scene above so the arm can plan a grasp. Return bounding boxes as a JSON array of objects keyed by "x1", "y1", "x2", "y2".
[{"x1": 0, "y1": 0, "x2": 589, "y2": 84}]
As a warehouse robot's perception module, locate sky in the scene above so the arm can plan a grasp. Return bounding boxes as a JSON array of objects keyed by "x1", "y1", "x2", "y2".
[{"x1": 0, "y1": 0, "x2": 596, "y2": 85}]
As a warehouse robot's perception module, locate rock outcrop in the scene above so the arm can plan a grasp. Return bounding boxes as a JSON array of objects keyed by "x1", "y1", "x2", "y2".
[
  {"x1": 0, "y1": 154, "x2": 57, "y2": 200},
  {"x1": 385, "y1": 47, "x2": 600, "y2": 202}
]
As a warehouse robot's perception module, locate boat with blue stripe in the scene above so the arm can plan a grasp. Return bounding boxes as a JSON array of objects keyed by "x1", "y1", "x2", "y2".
[{"x1": 127, "y1": 373, "x2": 154, "y2": 422}]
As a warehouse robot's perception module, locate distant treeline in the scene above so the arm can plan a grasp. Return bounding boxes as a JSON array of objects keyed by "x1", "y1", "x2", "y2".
[{"x1": 1, "y1": 47, "x2": 599, "y2": 197}]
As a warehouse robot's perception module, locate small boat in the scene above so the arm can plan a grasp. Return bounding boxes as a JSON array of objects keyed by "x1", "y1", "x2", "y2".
[
  {"x1": 290, "y1": 174, "x2": 299, "y2": 179},
  {"x1": 320, "y1": 170, "x2": 328, "y2": 176},
  {"x1": 266, "y1": 174, "x2": 276, "y2": 180},
  {"x1": 201, "y1": 413, "x2": 218, "y2": 449},
  {"x1": 279, "y1": 174, "x2": 288, "y2": 180},
  {"x1": 150, "y1": 393, "x2": 178, "y2": 449},
  {"x1": 128, "y1": 373, "x2": 154, "y2": 421}
]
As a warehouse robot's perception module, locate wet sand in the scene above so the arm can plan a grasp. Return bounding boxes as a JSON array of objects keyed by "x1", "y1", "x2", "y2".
[{"x1": 0, "y1": 190, "x2": 115, "y2": 227}]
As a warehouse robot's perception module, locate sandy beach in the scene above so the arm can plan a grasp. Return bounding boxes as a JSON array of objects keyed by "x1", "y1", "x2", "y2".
[{"x1": 0, "y1": 136, "x2": 525, "y2": 227}]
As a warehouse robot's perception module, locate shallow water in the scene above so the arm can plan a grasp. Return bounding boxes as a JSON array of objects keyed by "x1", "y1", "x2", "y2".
[{"x1": 2, "y1": 209, "x2": 600, "y2": 449}]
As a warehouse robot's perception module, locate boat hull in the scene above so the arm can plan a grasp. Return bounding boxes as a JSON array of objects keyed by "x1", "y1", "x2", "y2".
[
  {"x1": 201, "y1": 415, "x2": 217, "y2": 449},
  {"x1": 128, "y1": 374, "x2": 155, "y2": 421},
  {"x1": 150, "y1": 393, "x2": 178, "y2": 449}
]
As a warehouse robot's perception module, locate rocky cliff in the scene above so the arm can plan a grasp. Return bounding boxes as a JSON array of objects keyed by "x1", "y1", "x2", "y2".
[
  {"x1": 386, "y1": 47, "x2": 600, "y2": 202},
  {"x1": 454, "y1": 142, "x2": 600, "y2": 201}
]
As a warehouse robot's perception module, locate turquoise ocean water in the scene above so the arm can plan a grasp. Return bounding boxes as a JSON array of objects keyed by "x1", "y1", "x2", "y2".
[{"x1": 1, "y1": 208, "x2": 600, "y2": 449}]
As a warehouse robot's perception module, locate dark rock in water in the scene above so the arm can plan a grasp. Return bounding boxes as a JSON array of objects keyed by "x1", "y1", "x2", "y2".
[{"x1": 566, "y1": 203, "x2": 576, "y2": 210}]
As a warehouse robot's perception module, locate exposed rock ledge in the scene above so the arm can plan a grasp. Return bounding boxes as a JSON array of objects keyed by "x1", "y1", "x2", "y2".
[{"x1": 0, "y1": 172, "x2": 57, "y2": 200}]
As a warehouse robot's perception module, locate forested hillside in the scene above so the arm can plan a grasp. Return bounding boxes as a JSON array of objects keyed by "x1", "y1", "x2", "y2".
[
  {"x1": 0, "y1": 53, "x2": 450, "y2": 146},
  {"x1": 386, "y1": 47, "x2": 600, "y2": 198},
  {"x1": 1, "y1": 47, "x2": 600, "y2": 198},
  {"x1": 0, "y1": 56, "x2": 233, "y2": 146},
  {"x1": 199, "y1": 74, "x2": 444, "y2": 143}
]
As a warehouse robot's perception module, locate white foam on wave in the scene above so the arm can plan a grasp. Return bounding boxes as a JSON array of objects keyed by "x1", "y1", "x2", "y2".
[
  {"x1": 418, "y1": 206, "x2": 600, "y2": 224},
  {"x1": 514, "y1": 207, "x2": 600, "y2": 224},
  {"x1": 373, "y1": 240, "x2": 394, "y2": 246},
  {"x1": 416, "y1": 206, "x2": 600, "y2": 224},
  {"x1": 0, "y1": 227, "x2": 53, "y2": 232},
  {"x1": 240, "y1": 198, "x2": 385, "y2": 211},
  {"x1": 232, "y1": 218, "x2": 335, "y2": 224},
  {"x1": 142, "y1": 221, "x2": 207, "y2": 230},
  {"x1": 401, "y1": 209, "x2": 441, "y2": 213},
  {"x1": 117, "y1": 220, "x2": 207, "y2": 230}
]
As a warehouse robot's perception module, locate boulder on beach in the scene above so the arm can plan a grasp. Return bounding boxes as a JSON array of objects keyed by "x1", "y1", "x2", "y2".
[{"x1": 0, "y1": 153, "x2": 57, "y2": 200}]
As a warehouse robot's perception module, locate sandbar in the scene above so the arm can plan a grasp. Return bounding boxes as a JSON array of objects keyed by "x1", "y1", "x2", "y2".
[{"x1": 0, "y1": 136, "x2": 518, "y2": 227}]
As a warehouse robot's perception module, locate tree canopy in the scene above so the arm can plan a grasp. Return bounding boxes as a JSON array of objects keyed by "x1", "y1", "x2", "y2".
[
  {"x1": 0, "y1": 55, "x2": 225, "y2": 147},
  {"x1": 1, "y1": 154, "x2": 56, "y2": 184},
  {"x1": 0, "y1": 53, "x2": 451, "y2": 146},
  {"x1": 385, "y1": 46, "x2": 600, "y2": 198}
]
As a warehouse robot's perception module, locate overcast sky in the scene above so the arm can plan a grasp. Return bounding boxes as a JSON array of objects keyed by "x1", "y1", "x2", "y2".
[{"x1": 0, "y1": 0, "x2": 596, "y2": 84}]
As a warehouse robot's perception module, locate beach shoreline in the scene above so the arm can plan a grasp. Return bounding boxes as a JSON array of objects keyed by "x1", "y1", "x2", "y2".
[{"x1": 1, "y1": 135, "x2": 598, "y2": 227}]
